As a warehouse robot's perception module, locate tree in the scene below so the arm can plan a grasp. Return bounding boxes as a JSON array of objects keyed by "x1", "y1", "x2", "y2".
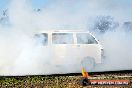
[
  {"x1": 0, "y1": 9, "x2": 9, "y2": 26},
  {"x1": 92, "y1": 16, "x2": 119, "y2": 34},
  {"x1": 123, "y1": 22, "x2": 132, "y2": 32}
]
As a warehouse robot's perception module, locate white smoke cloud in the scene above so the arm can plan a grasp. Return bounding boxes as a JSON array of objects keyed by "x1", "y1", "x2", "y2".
[{"x1": 0, "y1": 0, "x2": 132, "y2": 75}]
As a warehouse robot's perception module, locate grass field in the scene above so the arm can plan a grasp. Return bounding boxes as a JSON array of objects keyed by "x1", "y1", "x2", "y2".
[{"x1": 0, "y1": 71, "x2": 132, "y2": 88}]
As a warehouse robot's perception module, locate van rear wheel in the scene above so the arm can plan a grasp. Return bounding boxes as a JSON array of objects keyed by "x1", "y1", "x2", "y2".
[{"x1": 81, "y1": 57, "x2": 95, "y2": 71}]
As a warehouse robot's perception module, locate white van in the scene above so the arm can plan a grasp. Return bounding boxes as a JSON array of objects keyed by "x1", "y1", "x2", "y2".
[{"x1": 34, "y1": 30, "x2": 104, "y2": 71}]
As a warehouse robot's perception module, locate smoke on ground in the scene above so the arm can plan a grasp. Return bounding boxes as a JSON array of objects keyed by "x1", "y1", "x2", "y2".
[{"x1": 0, "y1": 0, "x2": 132, "y2": 75}]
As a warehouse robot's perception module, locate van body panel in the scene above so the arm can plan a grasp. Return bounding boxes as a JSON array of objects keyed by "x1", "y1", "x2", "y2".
[{"x1": 35, "y1": 30, "x2": 103, "y2": 69}]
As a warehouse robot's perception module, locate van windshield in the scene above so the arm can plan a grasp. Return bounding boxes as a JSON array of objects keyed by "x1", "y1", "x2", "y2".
[
  {"x1": 52, "y1": 33, "x2": 73, "y2": 44},
  {"x1": 76, "y1": 33, "x2": 98, "y2": 44}
]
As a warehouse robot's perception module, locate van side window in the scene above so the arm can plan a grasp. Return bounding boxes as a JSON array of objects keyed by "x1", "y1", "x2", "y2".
[
  {"x1": 76, "y1": 33, "x2": 98, "y2": 44},
  {"x1": 34, "y1": 33, "x2": 48, "y2": 45},
  {"x1": 52, "y1": 33, "x2": 73, "y2": 44}
]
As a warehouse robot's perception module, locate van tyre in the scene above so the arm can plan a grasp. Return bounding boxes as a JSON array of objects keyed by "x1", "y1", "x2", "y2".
[{"x1": 81, "y1": 57, "x2": 95, "y2": 71}]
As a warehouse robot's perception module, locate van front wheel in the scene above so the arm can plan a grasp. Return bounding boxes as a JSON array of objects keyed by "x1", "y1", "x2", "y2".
[{"x1": 81, "y1": 57, "x2": 95, "y2": 71}]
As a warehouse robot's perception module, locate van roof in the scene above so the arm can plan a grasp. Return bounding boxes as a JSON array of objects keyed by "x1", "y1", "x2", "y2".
[{"x1": 37, "y1": 30, "x2": 91, "y2": 33}]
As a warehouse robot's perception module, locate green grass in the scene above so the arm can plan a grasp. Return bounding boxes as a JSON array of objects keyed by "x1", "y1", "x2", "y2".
[
  {"x1": 0, "y1": 72, "x2": 132, "y2": 88},
  {"x1": 0, "y1": 76, "x2": 81, "y2": 88}
]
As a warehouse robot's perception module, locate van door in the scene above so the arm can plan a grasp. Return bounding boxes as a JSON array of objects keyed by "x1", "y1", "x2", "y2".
[
  {"x1": 51, "y1": 33, "x2": 78, "y2": 67},
  {"x1": 76, "y1": 33, "x2": 101, "y2": 64}
]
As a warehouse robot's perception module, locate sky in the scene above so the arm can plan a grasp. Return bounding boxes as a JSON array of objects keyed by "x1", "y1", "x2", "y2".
[
  {"x1": 0, "y1": 0, "x2": 51, "y2": 13},
  {"x1": 31, "y1": 0, "x2": 50, "y2": 8},
  {"x1": 0, "y1": 0, "x2": 132, "y2": 23},
  {"x1": 0, "y1": 0, "x2": 132, "y2": 11},
  {"x1": 0, "y1": 0, "x2": 9, "y2": 10}
]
